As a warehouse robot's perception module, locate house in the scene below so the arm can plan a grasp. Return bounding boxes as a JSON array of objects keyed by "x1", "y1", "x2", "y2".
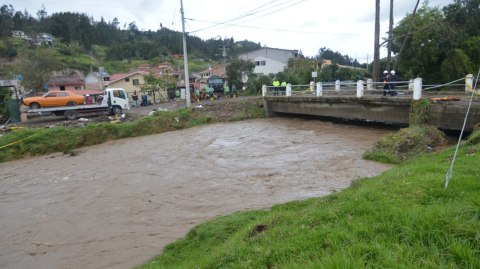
[
  {"x1": 85, "y1": 67, "x2": 112, "y2": 91},
  {"x1": 173, "y1": 54, "x2": 184, "y2": 59},
  {"x1": 48, "y1": 76, "x2": 85, "y2": 91},
  {"x1": 35, "y1": 33, "x2": 54, "y2": 46},
  {"x1": 106, "y1": 70, "x2": 154, "y2": 104},
  {"x1": 12, "y1": 30, "x2": 27, "y2": 39},
  {"x1": 238, "y1": 47, "x2": 298, "y2": 75}
]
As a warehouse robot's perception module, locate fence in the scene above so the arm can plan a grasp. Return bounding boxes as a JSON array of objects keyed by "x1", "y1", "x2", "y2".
[{"x1": 262, "y1": 74, "x2": 478, "y2": 100}]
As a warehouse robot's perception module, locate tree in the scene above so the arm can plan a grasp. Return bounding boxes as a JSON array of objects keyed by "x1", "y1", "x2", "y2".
[
  {"x1": 137, "y1": 73, "x2": 178, "y2": 103},
  {"x1": 225, "y1": 59, "x2": 254, "y2": 89},
  {"x1": 14, "y1": 48, "x2": 61, "y2": 92}
]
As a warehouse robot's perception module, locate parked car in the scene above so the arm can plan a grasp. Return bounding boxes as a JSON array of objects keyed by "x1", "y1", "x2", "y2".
[{"x1": 23, "y1": 91, "x2": 85, "y2": 109}]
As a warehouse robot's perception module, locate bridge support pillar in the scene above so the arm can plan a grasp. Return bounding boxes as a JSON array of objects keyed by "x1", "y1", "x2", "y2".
[
  {"x1": 310, "y1": 81, "x2": 314, "y2": 93},
  {"x1": 286, "y1": 84, "x2": 292, "y2": 97},
  {"x1": 262, "y1": 85, "x2": 266, "y2": 97},
  {"x1": 367, "y1": 79, "x2": 372, "y2": 91},
  {"x1": 316, "y1": 82, "x2": 322, "y2": 97},
  {"x1": 335, "y1": 80, "x2": 340, "y2": 91},
  {"x1": 409, "y1": 79, "x2": 414, "y2": 91},
  {"x1": 466, "y1": 74, "x2": 473, "y2": 93},
  {"x1": 413, "y1": 78, "x2": 422, "y2": 100},
  {"x1": 357, "y1": 80, "x2": 364, "y2": 98}
]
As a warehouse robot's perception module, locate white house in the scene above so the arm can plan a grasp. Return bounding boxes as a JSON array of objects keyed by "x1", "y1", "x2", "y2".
[
  {"x1": 238, "y1": 47, "x2": 298, "y2": 75},
  {"x1": 12, "y1": 30, "x2": 27, "y2": 38}
]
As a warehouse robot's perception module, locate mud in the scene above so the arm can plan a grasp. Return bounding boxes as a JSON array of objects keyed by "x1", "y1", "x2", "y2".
[{"x1": 0, "y1": 117, "x2": 394, "y2": 269}]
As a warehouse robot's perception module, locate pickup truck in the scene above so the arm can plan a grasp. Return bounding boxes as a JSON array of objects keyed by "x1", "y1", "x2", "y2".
[{"x1": 23, "y1": 88, "x2": 130, "y2": 120}]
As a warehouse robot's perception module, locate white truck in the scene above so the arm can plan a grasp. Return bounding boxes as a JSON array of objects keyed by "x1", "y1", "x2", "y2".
[{"x1": 23, "y1": 88, "x2": 130, "y2": 120}]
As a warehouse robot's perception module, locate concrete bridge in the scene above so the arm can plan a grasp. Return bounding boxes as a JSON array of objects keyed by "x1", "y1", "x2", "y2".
[{"x1": 263, "y1": 76, "x2": 480, "y2": 131}]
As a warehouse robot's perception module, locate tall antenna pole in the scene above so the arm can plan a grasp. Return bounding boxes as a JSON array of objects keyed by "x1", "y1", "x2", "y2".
[{"x1": 180, "y1": 0, "x2": 191, "y2": 107}]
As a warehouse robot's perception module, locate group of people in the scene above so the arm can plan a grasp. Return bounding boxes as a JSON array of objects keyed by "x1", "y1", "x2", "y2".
[
  {"x1": 382, "y1": 70, "x2": 397, "y2": 97},
  {"x1": 131, "y1": 91, "x2": 149, "y2": 107},
  {"x1": 272, "y1": 78, "x2": 287, "y2": 96}
]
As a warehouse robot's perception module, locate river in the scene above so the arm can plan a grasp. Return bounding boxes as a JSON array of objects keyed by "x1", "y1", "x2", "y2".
[{"x1": 0, "y1": 117, "x2": 394, "y2": 269}]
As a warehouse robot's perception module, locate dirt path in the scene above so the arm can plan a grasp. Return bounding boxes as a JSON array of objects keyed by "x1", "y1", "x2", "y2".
[{"x1": 0, "y1": 118, "x2": 394, "y2": 269}]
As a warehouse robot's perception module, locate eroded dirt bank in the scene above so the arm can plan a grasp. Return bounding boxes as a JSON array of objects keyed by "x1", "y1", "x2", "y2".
[{"x1": 0, "y1": 118, "x2": 393, "y2": 269}]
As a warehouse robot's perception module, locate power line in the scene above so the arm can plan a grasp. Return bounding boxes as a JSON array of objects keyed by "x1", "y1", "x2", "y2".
[
  {"x1": 188, "y1": 19, "x2": 367, "y2": 36},
  {"x1": 188, "y1": 0, "x2": 302, "y2": 34},
  {"x1": 12, "y1": 0, "x2": 172, "y2": 12}
]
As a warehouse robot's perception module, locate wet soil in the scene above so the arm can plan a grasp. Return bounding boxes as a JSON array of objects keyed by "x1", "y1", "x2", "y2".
[{"x1": 0, "y1": 117, "x2": 394, "y2": 269}]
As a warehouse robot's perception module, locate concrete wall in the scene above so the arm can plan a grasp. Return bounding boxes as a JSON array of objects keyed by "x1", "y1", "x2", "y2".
[
  {"x1": 264, "y1": 97, "x2": 480, "y2": 131},
  {"x1": 265, "y1": 97, "x2": 411, "y2": 124}
]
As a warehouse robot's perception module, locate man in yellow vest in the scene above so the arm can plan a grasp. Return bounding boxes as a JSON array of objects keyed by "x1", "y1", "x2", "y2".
[
  {"x1": 281, "y1": 81, "x2": 286, "y2": 95},
  {"x1": 273, "y1": 79, "x2": 280, "y2": 96}
]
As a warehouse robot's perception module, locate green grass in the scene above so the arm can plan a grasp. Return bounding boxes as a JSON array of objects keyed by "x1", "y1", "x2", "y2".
[
  {"x1": 0, "y1": 102, "x2": 265, "y2": 162},
  {"x1": 135, "y1": 132, "x2": 480, "y2": 268},
  {"x1": 363, "y1": 125, "x2": 448, "y2": 164}
]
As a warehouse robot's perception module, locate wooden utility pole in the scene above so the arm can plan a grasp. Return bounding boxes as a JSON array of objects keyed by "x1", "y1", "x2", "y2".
[
  {"x1": 180, "y1": 0, "x2": 191, "y2": 108},
  {"x1": 393, "y1": 0, "x2": 421, "y2": 71},
  {"x1": 372, "y1": 0, "x2": 381, "y2": 85},
  {"x1": 386, "y1": 0, "x2": 394, "y2": 71}
]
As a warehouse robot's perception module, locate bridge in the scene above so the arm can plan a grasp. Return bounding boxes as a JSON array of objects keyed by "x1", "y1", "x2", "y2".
[{"x1": 263, "y1": 75, "x2": 480, "y2": 131}]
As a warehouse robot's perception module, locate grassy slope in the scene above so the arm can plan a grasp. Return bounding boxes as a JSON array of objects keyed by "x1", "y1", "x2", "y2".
[{"x1": 135, "y1": 135, "x2": 480, "y2": 268}]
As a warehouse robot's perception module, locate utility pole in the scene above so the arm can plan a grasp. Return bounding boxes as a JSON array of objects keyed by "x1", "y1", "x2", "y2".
[
  {"x1": 386, "y1": 0, "x2": 394, "y2": 71},
  {"x1": 219, "y1": 45, "x2": 229, "y2": 78},
  {"x1": 180, "y1": 0, "x2": 191, "y2": 108},
  {"x1": 372, "y1": 0, "x2": 381, "y2": 86}
]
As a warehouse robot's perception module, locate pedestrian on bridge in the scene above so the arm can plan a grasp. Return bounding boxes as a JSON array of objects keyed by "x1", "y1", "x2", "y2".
[
  {"x1": 281, "y1": 81, "x2": 287, "y2": 95},
  {"x1": 389, "y1": 70, "x2": 397, "y2": 97},
  {"x1": 382, "y1": 70, "x2": 390, "y2": 97},
  {"x1": 273, "y1": 79, "x2": 280, "y2": 96},
  {"x1": 142, "y1": 92, "x2": 148, "y2": 106}
]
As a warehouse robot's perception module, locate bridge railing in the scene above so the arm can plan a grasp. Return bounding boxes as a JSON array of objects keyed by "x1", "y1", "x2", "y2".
[{"x1": 262, "y1": 75, "x2": 478, "y2": 100}]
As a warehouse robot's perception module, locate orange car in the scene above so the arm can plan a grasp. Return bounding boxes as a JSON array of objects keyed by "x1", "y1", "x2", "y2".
[{"x1": 23, "y1": 91, "x2": 86, "y2": 109}]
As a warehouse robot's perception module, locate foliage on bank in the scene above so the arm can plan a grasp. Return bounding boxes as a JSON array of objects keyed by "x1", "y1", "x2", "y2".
[
  {"x1": 0, "y1": 100, "x2": 265, "y2": 163},
  {"x1": 363, "y1": 98, "x2": 447, "y2": 164},
  {"x1": 135, "y1": 130, "x2": 480, "y2": 269}
]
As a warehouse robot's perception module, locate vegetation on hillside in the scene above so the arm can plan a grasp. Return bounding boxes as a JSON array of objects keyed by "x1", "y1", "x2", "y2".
[{"x1": 134, "y1": 129, "x2": 480, "y2": 268}]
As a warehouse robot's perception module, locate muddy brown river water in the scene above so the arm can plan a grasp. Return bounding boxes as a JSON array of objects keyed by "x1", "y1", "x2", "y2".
[{"x1": 0, "y1": 118, "x2": 395, "y2": 269}]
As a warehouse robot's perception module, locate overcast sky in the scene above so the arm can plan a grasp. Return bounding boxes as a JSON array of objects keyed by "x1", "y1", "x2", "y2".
[{"x1": 7, "y1": 0, "x2": 454, "y2": 63}]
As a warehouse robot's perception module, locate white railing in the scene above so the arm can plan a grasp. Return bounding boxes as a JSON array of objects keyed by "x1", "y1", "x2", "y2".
[{"x1": 262, "y1": 75, "x2": 478, "y2": 100}]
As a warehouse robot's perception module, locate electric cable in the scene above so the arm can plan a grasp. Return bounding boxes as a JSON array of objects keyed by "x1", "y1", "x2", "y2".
[{"x1": 445, "y1": 70, "x2": 480, "y2": 189}]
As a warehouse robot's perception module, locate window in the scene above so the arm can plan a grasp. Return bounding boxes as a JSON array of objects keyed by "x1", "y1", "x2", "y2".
[
  {"x1": 261, "y1": 61, "x2": 266, "y2": 66},
  {"x1": 45, "y1": 92, "x2": 57, "y2": 97},
  {"x1": 132, "y1": 79, "x2": 139, "y2": 85},
  {"x1": 255, "y1": 61, "x2": 260, "y2": 66},
  {"x1": 60, "y1": 86, "x2": 66, "y2": 91},
  {"x1": 104, "y1": 77, "x2": 110, "y2": 81},
  {"x1": 112, "y1": 90, "x2": 126, "y2": 99},
  {"x1": 125, "y1": 78, "x2": 130, "y2": 82},
  {"x1": 75, "y1": 86, "x2": 81, "y2": 90},
  {"x1": 58, "y1": 92, "x2": 68, "y2": 97}
]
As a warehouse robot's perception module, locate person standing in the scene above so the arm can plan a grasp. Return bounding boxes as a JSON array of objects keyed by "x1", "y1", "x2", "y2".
[
  {"x1": 232, "y1": 84, "x2": 237, "y2": 98},
  {"x1": 273, "y1": 79, "x2": 280, "y2": 96},
  {"x1": 389, "y1": 70, "x2": 397, "y2": 97},
  {"x1": 86, "y1": 94, "x2": 92, "y2": 104},
  {"x1": 205, "y1": 86, "x2": 210, "y2": 100},
  {"x1": 281, "y1": 81, "x2": 286, "y2": 95},
  {"x1": 209, "y1": 86, "x2": 214, "y2": 101},
  {"x1": 175, "y1": 88, "x2": 180, "y2": 101},
  {"x1": 382, "y1": 70, "x2": 390, "y2": 97},
  {"x1": 196, "y1": 88, "x2": 200, "y2": 103},
  {"x1": 224, "y1": 84, "x2": 230, "y2": 98},
  {"x1": 132, "y1": 91, "x2": 139, "y2": 107},
  {"x1": 142, "y1": 92, "x2": 148, "y2": 106}
]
